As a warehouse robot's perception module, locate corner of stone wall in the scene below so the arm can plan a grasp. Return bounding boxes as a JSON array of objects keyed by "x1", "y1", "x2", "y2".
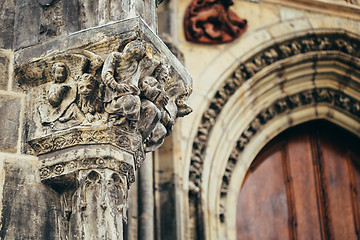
[{"x1": 0, "y1": 48, "x2": 55, "y2": 239}]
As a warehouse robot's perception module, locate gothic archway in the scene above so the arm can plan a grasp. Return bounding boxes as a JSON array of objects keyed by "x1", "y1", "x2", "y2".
[{"x1": 188, "y1": 29, "x2": 360, "y2": 239}]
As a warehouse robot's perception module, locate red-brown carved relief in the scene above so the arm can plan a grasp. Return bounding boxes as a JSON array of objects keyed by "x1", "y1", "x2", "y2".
[{"x1": 184, "y1": 0, "x2": 247, "y2": 44}]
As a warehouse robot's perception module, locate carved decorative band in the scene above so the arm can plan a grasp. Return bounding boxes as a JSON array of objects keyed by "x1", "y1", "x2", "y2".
[
  {"x1": 29, "y1": 127, "x2": 144, "y2": 167},
  {"x1": 39, "y1": 157, "x2": 135, "y2": 184},
  {"x1": 189, "y1": 32, "x2": 360, "y2": 194}
]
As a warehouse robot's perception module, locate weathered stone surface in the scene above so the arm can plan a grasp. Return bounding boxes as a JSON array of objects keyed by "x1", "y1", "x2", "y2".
[
  {"x1": 0, "y1": 53, "x2": 10, "y2": 90},
  {"x1": 14, "y1": 14, "x2": 192, "y2": 240},
  {"x1": 14, "y1": 0, "x2": 42, "y2": 50},
  {"x1": 0, "y1": 159, "x2": 60, "y2": 239},
  {"x1": 0, "y1": 96, "x2": 20, "y2": 153},
  {"x1": 0, "y1": 0, "x2": 15, "y2": 49},
  {"x1": 16, "y1": 19, "x2": 192, "y2": 158},
  {"x1": 11, "y1": 0, "x2": 158, "y2": 50},
  {"x1": 154, "y1": 138, "x2": 178, "y2": 240}
]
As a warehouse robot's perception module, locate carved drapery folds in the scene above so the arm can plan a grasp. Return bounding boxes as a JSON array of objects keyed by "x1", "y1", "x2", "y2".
[
  {"x1": 184, "y1": 0, "x2": 247, "y2": 44},
  {"x1": 17, "y1": 32, "x2": 192, "y2": 239}
]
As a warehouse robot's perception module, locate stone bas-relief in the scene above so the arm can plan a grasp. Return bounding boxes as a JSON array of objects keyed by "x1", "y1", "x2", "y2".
[
  {"x1": 19, "y1": 38, "x2": 192, "y2": 156},
  {"x1": 184, "y1": 0, "x2": 248, "y2": 44},
  {"x1": 17, "y1": 35, "x2": 192, "y2": 240}
]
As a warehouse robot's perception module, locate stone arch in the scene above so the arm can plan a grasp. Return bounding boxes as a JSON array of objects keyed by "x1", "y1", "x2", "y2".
[{"x1": 188, "y1": 29, "x2": 360, "y2": 239}]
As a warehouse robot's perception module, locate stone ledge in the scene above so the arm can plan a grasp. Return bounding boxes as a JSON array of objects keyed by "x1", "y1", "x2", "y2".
[
  {"x1": 264, "y1": 0, "x2": 360, "y2": 20},
  {"x1": 15, "y1": 17, "x2": 191, "y2": 88},
  {"x1": 29, "y1": 126, "x2": 144, "y2": 168},
  {"x1": 38, "y1": 144, "x2": 135, "y2": 189}
]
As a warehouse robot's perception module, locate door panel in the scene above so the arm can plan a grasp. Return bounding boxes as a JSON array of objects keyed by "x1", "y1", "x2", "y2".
[
  {"x1": 320, "y1": 137, "x2": 357, "y2": 239},
  {"x1": 237, "y1": 148, "x2": 290, "y2": 240},
  {"x1": 287, "y1": 134, "x2": 321, "y2": 240},
  {"x1": 236, "y1": 121, "x2": 360, "y2": 240}
]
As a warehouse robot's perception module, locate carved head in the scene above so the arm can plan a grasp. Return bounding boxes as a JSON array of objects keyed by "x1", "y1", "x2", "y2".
[
  {"x1": 122, "y1": 40, "x2": 146, "y2": 61},
  {"x1": 176, "y1": 89, "x2": 193, "y2": 117},
  {"x1": 154, "y1": 64, "x2": 170, "y2": 84},
  {"x1": 78, "y1": 73, "x2": 97, "y2": 98},
  {"x1": 51, "y1": 62, "x2": 68, "y2": 83}
]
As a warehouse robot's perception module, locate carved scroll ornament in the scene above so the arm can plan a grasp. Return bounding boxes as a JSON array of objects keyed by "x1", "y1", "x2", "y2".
[
  {"x1": 17, "y1": 35, "x2": 192, "y2": 240},
  {"x1": 184, "y1": 0, "x2": 247, "y2": 44}
]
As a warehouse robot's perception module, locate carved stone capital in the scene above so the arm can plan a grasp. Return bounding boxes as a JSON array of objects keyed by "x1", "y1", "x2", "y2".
[
  {"x1": 15, "y1": 18, "x2": 192, "y2": 240},
  {"x1": 38, "y1": 144, "x2": 135, "y2": 187},
  {"x1": 16, "y1": 19, "x2": 192, "y2": 164}
]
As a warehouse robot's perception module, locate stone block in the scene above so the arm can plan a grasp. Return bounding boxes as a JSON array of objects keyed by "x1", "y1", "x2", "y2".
[
  {"x1": 232, "y1": 1, "x2": 280, "y2": 33},
  {"x1": 0, "y1": 96, "x2": 20, "y2": 153},
  {"x1": 0, "y1": 158, "x2": 60, "y2": 239},
  {"x1": 0, "y1": 0, "x2": 15, "y2": 49},
  {"x1": 267, "y1": 18, "x2": 312, "y2": 38},
  {"x1": 0, "y1": 53, "x2": 10, "y2": 90},
  {"x1": 14, "y1": 0, "x2": 41, "y2": 50},
  {"x1": 280, "y1": 7, "x2": 305, "y2": 21},
  {"x1": 229, "y1": 29, "x2": 273, "y2": 61}
]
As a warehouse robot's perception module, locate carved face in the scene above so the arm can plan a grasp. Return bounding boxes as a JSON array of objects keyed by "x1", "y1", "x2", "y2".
[
  {"x1": 78, "y1": 75, "x2": 95, "y2": 97},
  {"x1": 156, "y1": 66, "x2": 170, "y2": 84},
  {"x1": 54, "y1": 66, "x2": 67, "y2": 83}
]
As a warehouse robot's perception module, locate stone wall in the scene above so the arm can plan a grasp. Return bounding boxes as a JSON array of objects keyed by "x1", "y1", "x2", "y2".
[
  {"x1": 0, "y1": 0, "x2": 190, "y2": 239},
  {"x1": 0, "y1": 48, "x2": 62, "y2": 238}
]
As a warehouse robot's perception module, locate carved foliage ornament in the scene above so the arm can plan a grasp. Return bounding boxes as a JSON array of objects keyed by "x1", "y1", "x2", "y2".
[
  {"x1": 184, "y1": 0, "x2": 247, "y2": 44},
  {"x1": 189, "y1": 32, "x2": 360, "y2": 194}
]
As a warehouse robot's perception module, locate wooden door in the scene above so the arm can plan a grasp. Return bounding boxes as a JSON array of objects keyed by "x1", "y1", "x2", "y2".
[{"x1": 236, "y1": 121, "x2": 360, "y2": 240}]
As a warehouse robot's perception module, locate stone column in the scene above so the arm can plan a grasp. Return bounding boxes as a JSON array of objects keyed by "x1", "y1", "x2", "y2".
[
  {"x1": 15, "y1": 12, "x2": 192, "y2": 240},
  {"x1": 139, "y1": 153, "x2": 155, "y2": 240}
]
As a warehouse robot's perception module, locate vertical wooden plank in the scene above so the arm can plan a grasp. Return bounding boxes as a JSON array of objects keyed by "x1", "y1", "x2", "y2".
[
  {"x1": 287, "y1": 133, "x2": 322, "y2": 240},
  {"x1": 319, "y1": 134, "x2": 357, "y2": 240},
  {"x1": 282, "y1": 142, "x2": 297, "y2": 240},
  {"x1": 349, "y1": 152, "x2": 360, "y2": 238},
  {"x1": 237, "y1": 145, "x2": 290, "y2": 240},
  {"x1": 311, "y1": 131, "x2": 331, "y2": 240}
]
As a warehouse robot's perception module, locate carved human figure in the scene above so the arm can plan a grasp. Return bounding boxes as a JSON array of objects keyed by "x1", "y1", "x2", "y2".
[
  {"x1": 165, "y1": 79, "x2": 193, "y2": 119},
  {"x1": 138, "y1": 64, "x2": 170, "y2": 151},
  {"x1": 140, "y1": 66, "x2": 193, "y2": 151},
  {"x1": 48, "y1": 62, "x2": 73, "y2": 108},
  {"x1": 38, "y1": 62, "x2": 85, "y2": 125},
  {"x1": 101, "y1": 40, "x2": 146, "y2": 130},
  {"x1": 77, "y1": 73, "x2": 104, "y2": 123}
]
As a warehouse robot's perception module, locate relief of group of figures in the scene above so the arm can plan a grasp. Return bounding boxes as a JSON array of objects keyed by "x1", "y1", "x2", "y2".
[{"x1": 36, "y1": 39, "x2": 192, "y2": 151}]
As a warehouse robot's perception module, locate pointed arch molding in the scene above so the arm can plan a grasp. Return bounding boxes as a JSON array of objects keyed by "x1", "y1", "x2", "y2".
[{"x1": 188, "y1": 30, "x2": 360, "y2": 239}]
